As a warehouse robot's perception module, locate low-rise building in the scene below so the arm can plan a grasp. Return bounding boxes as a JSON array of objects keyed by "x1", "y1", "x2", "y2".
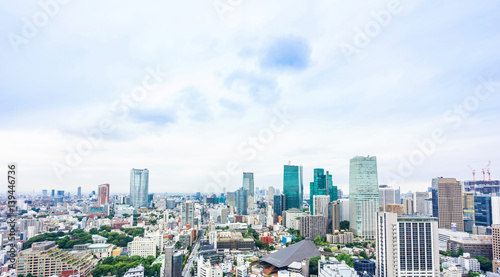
[{"x1": 127, "y1": 237, "x2": 156, "y2": 258}]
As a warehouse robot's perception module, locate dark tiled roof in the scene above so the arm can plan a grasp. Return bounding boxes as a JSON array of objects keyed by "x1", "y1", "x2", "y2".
[{"x1": 260, "y1": 239, "x2": 320, "y2": 268}]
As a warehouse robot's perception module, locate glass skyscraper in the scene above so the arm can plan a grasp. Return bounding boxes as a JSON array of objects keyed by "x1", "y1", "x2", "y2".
[
  {"x1": 309, "y1": 168, "x2": 338, "y2": 214},
  {"x1": 243, "y1": 172, "x2": 254, "y2": 197},
  {"x1": 349, "y1": 156, "x2": 379, "y2": 239},
  {"x1": 130, "y1": 168, "x2": 149, "y2": 208},
  {"x1": 283, "y1": 164, "x2": 303, "y2": 210},
  {"x1": 474, "y1": 195, "x2": 492, "y2": 227},
  {"x1": 236, "y1": 188, "x2": 248, "y2": 215}
]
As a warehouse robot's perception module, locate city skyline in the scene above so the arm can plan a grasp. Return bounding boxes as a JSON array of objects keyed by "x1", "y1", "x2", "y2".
[{"x1": 1, "y1": 1, "x2": 500, "y2": 195}]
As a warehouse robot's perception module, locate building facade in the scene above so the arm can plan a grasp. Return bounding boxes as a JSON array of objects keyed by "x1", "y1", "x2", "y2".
[
  {"x1": 98, "y1": 183, "x2": 110, "y2": 205},
  {"x1": 349, "y1": 156, "x2": 379, "y2": 239},
  {"x1": 438, "y1": 178, "x2": 464, "y2": 231},
  {"x1": 299, "y1": 215, "x2": 326, "y2": 239},
  {"x1": 242, "y1": 172, "x2": 254, "y2": 197},
  {"x1": 310, "y1": 169, "x2": 337, "y2": 214},
  {"x1": 130, "y1": 168, "x2": 149, "y2": 208},
  {"x1": 283, "y1": 164, "x2": 303, "y2": 210}
]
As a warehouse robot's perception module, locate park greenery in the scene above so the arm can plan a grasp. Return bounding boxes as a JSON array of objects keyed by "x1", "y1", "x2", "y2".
[{"x1": 91, "y1": 255, "x2": 161, "y2": 277}]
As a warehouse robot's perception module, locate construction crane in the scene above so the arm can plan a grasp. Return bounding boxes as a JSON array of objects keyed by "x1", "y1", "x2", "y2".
[
  {"x1": 468, "y1": 165, "x2": 476, "y2": 181},
  {"x1": 485, "y1": 160, "x2": 491, "y2": 181},
  {"x1": 482, "y1": 161, "x2": 491, "y2": 181}
]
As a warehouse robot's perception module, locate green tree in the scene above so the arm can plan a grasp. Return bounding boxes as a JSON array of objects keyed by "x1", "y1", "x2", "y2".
[
  {"x1": 324, "y1": 247, "x2": 332, "y2": 252},
  {"x1": 309, "y1": 256, "x2": 321, "y2": 275},
  {"x1": 175, "y1": 241, "x2": 183, "y2": 249},
  {"x1": 359, "y1": 251, "x2": 368, "y2": 259},
  {"x1": 469, "y1": 271, "x2": 480, "y2": 277},
  {"x1": 472, "y1": 255, "x2": 492, "y2": 272},
  {"x1": 340, "y1": 220, "x2": 349, "y2": 230}
]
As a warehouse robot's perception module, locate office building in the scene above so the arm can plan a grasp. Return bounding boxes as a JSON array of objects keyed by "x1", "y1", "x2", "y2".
[
  {"x1": 318, "y1": 259, "x2": 359, "y2": 277},
  {"x1": 431, "y1": 177, "x2": 442, "y2": 218},
  {"x1": 310, "y1": 168, "x2": 338, "y2": 214},
  {"x1": 226, "y1": 192, "x2": 236, "y2": 207},
  {"x1": 283, "y1": 164, "x2": 303, "y2": 210},
  {"x1": 124, "y1": 264, "x2": 144, "y2": 277},
  {"x1": 236, "y1": 188, "x2": 248, "y2": 215},
  {"x1": 438, "y1": 178, "x2": 464, "y2": 231},
  {"x1": 493, "y1": 225, "x2": 500, "y2": 274},
  {"x1": 181, "y1": 201, "x2": 195, "y2": 228},
  {"x1": 243, "y1": 172, "x2": 254, "y2": 197},
  {"x1": 299, "y1": 215, "x2": 326, "y2": 239},
  {"x1": 385, "y1": 204, "x2": 403, "y2": 216},
  {"x1": 474, "y1": 195, "x2": 492, "y2": 227},
  {"x1": 42, "y1": 189, "x2": 47, "y2": 197},
  {"x1": 376, "y1": 212, "x2": 440, "y2": 277},
  {"x1": 130, "y1": 168, "x2": 149, "y2": 208},
  {"x1": 447, "y1": 237, "x2": 493, "y2": 260},
  {"x1": 98, "y1": 183, "x2": 110, "y2": 205},
  {"x1": 51, "y1": 189, "x2": 55, "y2": 197},
  {"x1": 198, "y1": 256, "x2": 223, "y2": 277},
  {"x1": 402, "y1": 197, "x2": 413, "y2": 215},
  {"x1": 268, "y1": 186, "x2": 274, "y2": 201},
  {"x1": 127, "y1": 237, "x2": 156, "y2": 258},
  {"x1": 77, "y1": 186, "x2": 81, "y2": 199},
  {"x1": 163, "y1": 245, "x2": 182, "y2": 277},
  {"x1": 274, "y1": 194, "x2": 285, "y2": 217},
  {"x1": 328, "y1": 200, "x2": 341, "y2": 233},
  {"x1": 379, "y1": 185, "x2": 400, "y2": 211},
  {"x1": 312, "y1": 195, "x2": 329, "y2": 216},
  {"x1": 414, "y1": 192, "x2": 429, "y2": 215},
  {"x1": 349, "y1": 156, "x2": 379, "y2": 239},
  {"x1": 353, "y1": 259, "x2": 375, "y2": 276},
  {"x1": 339, "y1": 199, "x2": 350, "y2": 222}
]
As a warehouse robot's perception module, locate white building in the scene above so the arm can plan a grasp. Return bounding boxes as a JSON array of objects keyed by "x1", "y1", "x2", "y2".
[
  {"x1": 198, "y1": 257, "x2": 223, "y2": 277},
  {"x1": 339, "y1": 199, "x2": 349, "y2": 222},
  {"x1": 376, "y1": 212, "x2": 439, "y2": 277},
  {"x1": 313, "y1": 195, "x2": 329, "y2": 216},
  {"x1": 124, "y1": 264, "x2": 144, "y2": 277},
  {"x1": 319, "y1": 261, "x2": 359, "y2": 277},
  {"x1": 127, "y1": 237, "x2": 156, "y2": 258},
  {"x1": 181, "y1": 201, "x2": 195, "y2": 228}
]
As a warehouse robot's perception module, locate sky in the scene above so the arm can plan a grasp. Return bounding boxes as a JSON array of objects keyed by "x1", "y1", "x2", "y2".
[{"x1": 1, "y1": 0, "x2": 500, "y2": 195}]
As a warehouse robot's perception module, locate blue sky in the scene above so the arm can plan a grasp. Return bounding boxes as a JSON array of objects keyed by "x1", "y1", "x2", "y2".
[{"x1": 1, "y1": 0, "x2": 500, "y2": 195}]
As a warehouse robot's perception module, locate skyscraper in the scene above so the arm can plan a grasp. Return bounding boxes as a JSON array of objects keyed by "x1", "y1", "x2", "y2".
[
  {"x1": 283, "y1": 164, "x2": 303, "y2": 210},
  {"x1": 376, "y1": 212, "x2": 440, "y2": 277},
  {"x1": 243, "y1": 172, "x2": 254, "y2": 197},
  {"x1": 492, "y1": 224, "x2": 500, "y2": 274},
  {"x1": 414, "y1": 192, "x2": 429, "y2": 215},
  {"x1": 431, "y1": 177, "x2": 442, "y2": 217},
  {"x1": 438, "y1": 178, "x2": 464, "y2": 231},
  {"x1": 42, "y1": 190, "x2": 47, "y2": 197},
  {"x1": 268, "y1": 186, "x2": 274, "y2": 201},
  {"x1": 98, "y1": 184, "x2": 110, "y2": 205},
  {"x1": 180, "y1": 201, "x2": 194, "y2": 228},
  {"x1": 309, "y1": 168, "x2": 338, "y2": 214},
  {"x1": 312, "y1": 195, "x2": 329, "y2": 216},
  {"x1": 163, "y1": 245, "x2": 182, "y2": 277},
  {"x1": 349, "y1": 156, "x2": 379, "y2": 239},
  {"x1": 51, "y1": 189, "x2": 55, "y2": 197},
  {"x1": 273, "y1": 194, "x2": 285, "y2": 217},
  {"x1": 77, "y1": 187, "x2": 81, "y2": 199},
  {"x1": 474, "y1": 195, "x2": 492, "y2": 227},
  {"x1": 379, "y1": 185, "x2": 400, "y2": 211},
  {"x1": 236, "y1": 188, "x2": 248, "y2": 215},
  {"x1": 327, "y1": 200, "x2": 341, "y2": 233},
  {"x1": 130, "y1": 168, "x2": 149, "y2": 208}
]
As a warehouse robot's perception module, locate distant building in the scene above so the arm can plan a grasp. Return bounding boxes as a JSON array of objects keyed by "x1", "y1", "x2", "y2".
[
  {"x1": 385, "y1": 204, "x2": 403, "y2": 215},
  {"x1": 414, "y1": 191, "x2": 429, "y2": 215},
  {"x1": 130, "y1": 168, "x2": 149, "y2": 208},
  {"x1": 124, "y1": 264, "x2": 144, "y2": 277},
  {"x1": 310, "y1": 168, "x2": 337, "y2": 214},
  {"x1": 236, "y1": 188, "x2": 248, "y2": 215},
  {"x1": 431, "y1": 177, "x2": 442, "y2": 217},
  {"x1": 349, "y1": 156, "x2": 379, "y2": 239},
  {"x1": 181, "y1": 201, "x2": 195, "y2": 228},
  {"x1": 127, "y1": 237, "x2": 156, "y2": 258},
  {"x1": 300, "y1": 215, "x2": 326, "y2": 239},
  {"x1": 493, "y1": 224, "x2": 500, "y2": 274},
  {"x1": 327, "y1": 200, "x2": 341, "y2": 233},
  {"x1": 274, "y1": 194, "x2": 285, "y2": 217},
  {"x1": 312, "y1": 195, "x2": 329, "y2": 216},
  {"x1": 379, "y1": 185, "x2": 400, "y2": 211},
  {"x1": 269, "y1": 186, "x2": 274, "y2": 201},
  {"x1": 353, "y1": 259, "x2": 375, "y2": 277},
  {"x1": 197, "y1": 256, "x2": 223, "y2": 277},
  {"x1": 243, "y1": 172, "x2": 254, "y2": 197},
  {"x1": 475, "y1": 195, "x2": 493, "y2": 227},
  {"x1": 283, "y1": 164, "x2": 303, "y2": 210},
  {"x1": 438, "y1": 178, "x2": 464, "y2": 231},
  {"x1": 402, "y1": 197, "x2": 413, "y2": 215},
  {"x1": 98, "y1": 183, "x2": 110, "y2": 205},
  {"x1": 163, "y1": 245, "x2": 182, "y2": 277}
]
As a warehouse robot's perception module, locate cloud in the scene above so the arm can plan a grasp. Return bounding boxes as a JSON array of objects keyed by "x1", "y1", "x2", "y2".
[
  {"x1": 258, "y1": 36, "x2": 312, "y2": 71},
  {"x1": 224, "y1": 71, "x2": 280, "y2": 105}
]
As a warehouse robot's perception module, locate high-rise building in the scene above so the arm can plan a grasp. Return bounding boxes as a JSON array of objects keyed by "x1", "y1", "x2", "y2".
[
  {"x1": 163, "y1": 245, "x2": 182, "y2": 277},
  {"x1": 77, "y1": 186, "x2": 82, "y2": 199},
  {"x1": 300, "y1": 215, "x2": 326, "y2": 239},
  {"x1": 414, "y1": 192, "x2": 429, "y2": 215},
  {"x1": 438, "y1": 178, "x2": 464, "y2": 231},
  {"x1": 226, "y1": 192, "x2": 236, "y2": 207},
  {"x1": 376, "y1": 212, "x2": 440, "y2": 277},
  {"x1": 268, "y1": 186, "x2": 274, "y2": 201},
  {"x1": 379, "y1": 185, "x2": 400, "y2": 211},
  {"x1": 349, "y1": 156, "x2": 379, "y2": 239},
  {"x1": 98, "y1": 183, "x2": 110, "y2": 205},
  {"x1": 327, "y1": 200, "x2": 341, "y2": 233},
  {"x1": 274, "y1": 194, "x2": 285, "y2": 217},
  {"x1": 283, "y1": 164, "x2": 303, "y2": 210},
  {"x1": 339, "y1": 199, "x2": 350, "y2": 222},
  {"x1": 243, "y1": 172, "x2": 254, "y2": 197},
  {"x1": 57, "y1": 190, "x2": 65, "y2": 196},
  {"x1": 474, "y1": 195, "x2": 493, "y2": 227},
  {"x1": 181, "y1": 201, "x2": 194, "y2": 228},
  {"x1": 236, "y1": 188, "x2": 248, "y2": 215},
  {"x1": 312, "y1": 195, "x2": 329, "y2": 216},
  {"x1": 385, "y1": 204, "x2": 403, "y2": 216},
  {"x1": 42, "y1": 190, "x2": 47, "y2": 197},
  {"x1": 51, "y1": 189, "x2": 55, "y2": 197},
  {"x1": 130, "y1": 168, "x2": 149, "y2": 208},
  {"x1": 492, "y1": 224, "x2": 500, "y2": 274},
  {"x1": 310, "y1": 169, "x2": 338, "y2": 214},
  {"x1": 431, "y1": 177, "x2": 442, "y2": 218},
  {"x1": 402, "y1": 197, "x2": 414, "y2": 215}
]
